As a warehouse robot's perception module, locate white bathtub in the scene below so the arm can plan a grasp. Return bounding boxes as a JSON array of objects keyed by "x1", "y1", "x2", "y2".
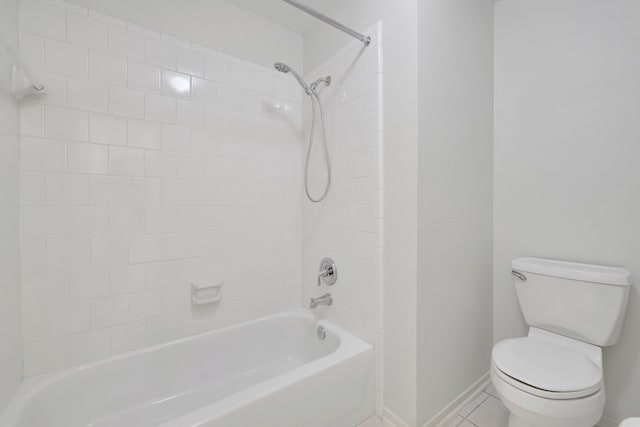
[{"x1": 1, "y1": 310, "x2": 373, "y2": 427}]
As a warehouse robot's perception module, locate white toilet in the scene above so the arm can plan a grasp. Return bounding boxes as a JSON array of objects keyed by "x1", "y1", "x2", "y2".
[
  {"x1": 620, "y1": 420, "x2": 640, "y2": 427},
  {"x1": 491, "y1": 257, "x2": 631, "y2": 427}
]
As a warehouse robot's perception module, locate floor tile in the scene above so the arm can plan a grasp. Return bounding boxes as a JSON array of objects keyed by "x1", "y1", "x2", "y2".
[
  {"x1": 358, "y1": 416, "x2": 386, "y2": 427},
  {"x1": 459, "y1": 421, "x2": 479, "y2": 427},
  {"x1": 484, "y1": 383, "x2": 499, "y2": 398},
  {"x1": 467, "y1": 396, "x2": 509, "y2": 427},
  {"x1": 459, "y1": 392, "x2": 490, "y2": 417},
  {"x1": 445, "y1": 415, "x2": 466, "y2": 426}
]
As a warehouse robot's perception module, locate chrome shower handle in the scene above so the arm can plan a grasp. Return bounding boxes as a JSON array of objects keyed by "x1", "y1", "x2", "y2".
[
  {"x1": 317, "y1": 268, "x2": 330, "y2": 286},
  {"x1": 317, "y1": 258, "x2": 338, "y2": 286}
]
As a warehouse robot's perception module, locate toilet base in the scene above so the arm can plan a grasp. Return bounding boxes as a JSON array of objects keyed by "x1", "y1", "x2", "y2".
[
  {"x1": 508, "y1": 413, "x2": 533, "y2": 427},
  {"x1": 491, "y1": 363, "x2": 604, "y2": 427}
]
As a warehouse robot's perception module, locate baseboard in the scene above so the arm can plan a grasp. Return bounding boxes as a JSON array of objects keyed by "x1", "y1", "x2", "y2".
[
  {"x1": 598, "y1": 415, "x2": 618, "y2": 427},
  {"x1": 421, "y1": 372, "x2": 491, "y2": 427},
  {"x1": 382, "y1": 407, "x2": 411, "y2": 427}
]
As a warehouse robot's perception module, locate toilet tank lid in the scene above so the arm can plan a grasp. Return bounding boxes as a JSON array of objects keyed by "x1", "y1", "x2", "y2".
[{"x1": 512, "y1": 258, "x2": 631, "y2": 287}]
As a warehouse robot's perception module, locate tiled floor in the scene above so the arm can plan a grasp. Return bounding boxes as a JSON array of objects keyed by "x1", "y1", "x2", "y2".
[
  {"x1": 445, "y1": 384, "x2": 508, "y2": 427},
  {"x1": 358, "y1": 383, "x2": 509, "y2": 427},
  {"x1": 359, "y1": 383, "x2": 613, "y2": 427},
  {"x1": 357, "y1": 417, "x2": 387, "y2": 427}
]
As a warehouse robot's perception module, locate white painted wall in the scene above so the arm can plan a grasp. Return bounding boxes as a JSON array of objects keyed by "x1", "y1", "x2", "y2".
[
  {"x1": 417, "y1": 0, "x2": 494, "y2": 424},
  {"x1": 305, "y1": 1, "x2": 419, "y2": 423},
  {"x1": 63, "y1": 0, "x2": 303, "y2": 71},
  {"x1": 0, "y1": 0, "x2": 22, "y2": 411},
  {"x1": 494, "y1": 0, "x2": 640, "y2": 421},
  {"x1": 301, "y1": 23, "x2": 382, "y2": 414},
  {"x1": 18, "y1": 0, "x2": 303, "y2": 377}
]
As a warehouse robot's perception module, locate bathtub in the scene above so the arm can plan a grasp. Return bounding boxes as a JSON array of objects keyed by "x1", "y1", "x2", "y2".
[{"x1": 1, "y1": 310, "x2": 373, "y2": 427}]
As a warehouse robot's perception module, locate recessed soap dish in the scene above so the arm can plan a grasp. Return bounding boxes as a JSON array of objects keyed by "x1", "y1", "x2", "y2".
[{"x1": 191, "y1": 281, "x2": 223, "y2": 305}]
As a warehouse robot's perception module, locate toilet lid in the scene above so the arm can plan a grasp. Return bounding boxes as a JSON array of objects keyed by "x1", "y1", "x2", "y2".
[{"x1": 492, "y1": 336, "x2": 602, "y2": 393}]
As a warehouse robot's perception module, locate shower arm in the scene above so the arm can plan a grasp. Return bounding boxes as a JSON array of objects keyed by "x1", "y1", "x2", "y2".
[{"x1": 281, "y1": 0, "x2": 371, "y2": 46}]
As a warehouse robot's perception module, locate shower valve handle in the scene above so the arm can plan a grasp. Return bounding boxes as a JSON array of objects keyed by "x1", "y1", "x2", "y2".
[
  {"x1": 317, "y1": 258, "x2": 338, "y2": 286},
  {"x1": 317, "y1": 268, "x2": 330, "y2": 286}
]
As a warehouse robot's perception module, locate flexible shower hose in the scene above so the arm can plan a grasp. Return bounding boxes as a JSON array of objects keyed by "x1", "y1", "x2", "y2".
[{"x1": 304, "y1": 90, "x2": 332, "y2": 203}]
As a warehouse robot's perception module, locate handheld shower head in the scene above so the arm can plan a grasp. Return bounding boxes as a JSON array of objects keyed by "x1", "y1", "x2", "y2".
[
  {"x1": 273, "y1": 62, "x2": 310, "y2": 94},
  {"x1": 273, "y1": 61, "x2": 333, "y2": 203},
  {"x1": 274, "y1": 62, "x2": 290, "y2": 73}
]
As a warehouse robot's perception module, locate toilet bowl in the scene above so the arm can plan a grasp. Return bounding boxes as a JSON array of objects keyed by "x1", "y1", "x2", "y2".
[
  {"x1": 491, "y1": 258, "x2": 631, "y2": 427},
  {"x1": 620, "y1": 419, "x2": 640, "y2": 427},
  {"x1": 491, "y1": 328, "x2": 605, "y2": 427}
]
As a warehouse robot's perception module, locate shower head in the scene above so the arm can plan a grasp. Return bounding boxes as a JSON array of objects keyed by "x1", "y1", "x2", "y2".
[
  {"x1": 274, "y1": 62, "x2": 310, "y2": 94},
  {"x1": 274, "y1": 62, "x2": 289, "y2": 73}
]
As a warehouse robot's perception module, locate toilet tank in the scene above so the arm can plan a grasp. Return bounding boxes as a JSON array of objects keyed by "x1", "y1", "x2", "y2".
[{"x1": 512, "y1": 257, "x2": 631, "y2": 347}]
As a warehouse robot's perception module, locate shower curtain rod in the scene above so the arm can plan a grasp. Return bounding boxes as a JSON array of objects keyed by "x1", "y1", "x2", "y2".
[{"x1": 281, "y1": 0, "x2": 371, "y2": 45}]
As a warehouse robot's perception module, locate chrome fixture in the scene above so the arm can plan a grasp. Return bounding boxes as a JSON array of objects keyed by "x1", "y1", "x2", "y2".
[
  {"x1": 274, "y1": 62, "x2": 332, "y2": 203},
  {"x1": 274, "y1": 62, "x2": 310, "y2": 95},
  {"x1": 511, "y1": 270, "x2": 527, "y2": 281},
  {"x1": 316, "y1": 325, "x2": 326, "y2": 340},
  {"x1": 281, "y1": 0, "x2": 371, "y2": 45},
  {"x1": 310, "y1": 76, "x2": 331, "y2": 93},
  {"x1": 310, "y1": 293, "x2": 333, "y2": 309},
  {"x1": 317, "y1": 257, "x2": 337, "y2": 286}
]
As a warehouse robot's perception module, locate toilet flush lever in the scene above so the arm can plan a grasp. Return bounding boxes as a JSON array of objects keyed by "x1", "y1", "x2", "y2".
[{"x1": 511, "y1": 270, "x2": 527, "y2": 281}]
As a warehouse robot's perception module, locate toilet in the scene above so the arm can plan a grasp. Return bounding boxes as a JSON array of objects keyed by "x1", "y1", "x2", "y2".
[
  {"x1": 491, "y1": 257, "x2": 631, "y2": 427},
  {"x1": 620, "y1": 419, "x2": 640, "y2": 427}
]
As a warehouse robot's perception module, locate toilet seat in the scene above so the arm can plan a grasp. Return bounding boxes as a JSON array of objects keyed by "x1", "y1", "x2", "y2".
[
  {"x1": 492, "y1": 335, "x2": 603, "y2": 400},
  {"x1": 493, "y1": 361, "x2": 602, "y2": 400}
]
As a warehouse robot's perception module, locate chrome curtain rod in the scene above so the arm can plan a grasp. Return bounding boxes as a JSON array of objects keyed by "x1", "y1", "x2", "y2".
[{"x1": 281, "y1": 0, "x2": 371, "y2": 45}]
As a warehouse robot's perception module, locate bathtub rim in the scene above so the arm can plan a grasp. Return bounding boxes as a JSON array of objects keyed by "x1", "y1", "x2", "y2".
[
  {"x1": 1, "y1": 309, "x2": 372, "y2": 426},
  {"x1": 159, "y1": 313, "x2": 374, "y2": 426}
]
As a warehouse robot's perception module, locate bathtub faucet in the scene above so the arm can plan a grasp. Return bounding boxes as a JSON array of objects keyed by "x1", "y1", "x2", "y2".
[{"x1": 310, "y1": 293, "x2": 333, "y2": 309}]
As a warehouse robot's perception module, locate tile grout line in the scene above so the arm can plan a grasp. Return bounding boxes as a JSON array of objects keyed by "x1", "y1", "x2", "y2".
[{"x1": 459, "y1": 391, "x2": 498, "y2": 427}]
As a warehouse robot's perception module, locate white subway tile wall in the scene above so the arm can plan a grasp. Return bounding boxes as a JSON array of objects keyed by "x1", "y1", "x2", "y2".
[
  {"x1": 301, "y1": 24, "x2": 383, "y2": 403},
  {"x1": 18, "y1": 0, "x2": 303, "y2": 376},
  {"x1": 0, "y1": 0, "x2": 22, "y2": 408}
]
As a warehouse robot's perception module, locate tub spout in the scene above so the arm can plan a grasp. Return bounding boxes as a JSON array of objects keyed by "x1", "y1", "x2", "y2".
[{"x1": 310, "y1": 293, "x2": 332, "y2": 309}]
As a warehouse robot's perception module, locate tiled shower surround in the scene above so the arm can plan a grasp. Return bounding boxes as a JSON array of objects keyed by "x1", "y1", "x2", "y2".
[
  {"x1": 17, "y1": 0, "x2": 303, "y2": 376},
  {"x1": 301, "y1": 25, "x2": 383, "y2": 412},
  {"x1": 0, "y1": 0, "x2": 21, "y2": 409},
  {"x1": 0, "y1": 82, "x2": 20, "y2": 409}
]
